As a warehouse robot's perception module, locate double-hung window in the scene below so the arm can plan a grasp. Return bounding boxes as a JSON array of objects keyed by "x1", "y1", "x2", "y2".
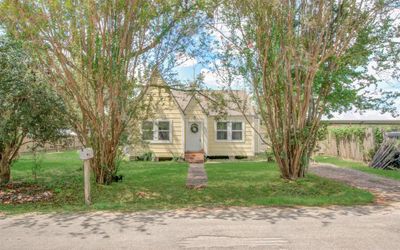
[
  {"x1": 216, "y1": 121, "x2": 244, "y2": 141},
  {"x1": 231, "y1": 122, "x2": 243, "y2": 140},
  {"x1": 142, "y1": 121, "x2": 154, "y2": 141},
  {"x1": 216, "y1": 122, "x2": 228, "y2": 140},
  {"x1": 157, "y1": 121, "x2": 170, "y2": 141},
  {"x1": 142, "y1": 120, "x2": 171, "y2": 143}
]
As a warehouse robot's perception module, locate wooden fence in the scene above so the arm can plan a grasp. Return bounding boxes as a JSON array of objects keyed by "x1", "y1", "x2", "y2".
[
  {"x1": 315, "y1": 127, "x2": 375, "y2": 162},
  {"x1": 19, "y1": 136, "x2": 82, "y2": 154},
  {"x1": 315, "y1": 121, "x2": 400, "y2": 162}
]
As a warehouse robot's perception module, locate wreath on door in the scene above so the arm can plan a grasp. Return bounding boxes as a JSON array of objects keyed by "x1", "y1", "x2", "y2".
[{"x1": 190, "y1": 123, "x2": 199, "y2": 133}]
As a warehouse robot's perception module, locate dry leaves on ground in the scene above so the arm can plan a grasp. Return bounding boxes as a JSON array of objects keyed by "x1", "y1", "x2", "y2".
[{"x1": 0, "y1": 183, "x2": 53, "y2": 205}]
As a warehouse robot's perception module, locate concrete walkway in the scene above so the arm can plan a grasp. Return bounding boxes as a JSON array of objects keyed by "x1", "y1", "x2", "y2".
[
  {"x1": 310, "y1": 164, "x2": 400, "y2": 202},
  {"x1": 186, "y1": 163, "x2": 208, "y2": 189}
]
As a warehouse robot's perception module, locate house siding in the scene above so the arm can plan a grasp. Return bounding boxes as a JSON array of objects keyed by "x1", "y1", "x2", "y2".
[
  {"x1": 134, "y1": 86, "x2": 184, "y2": 158},
  {"x1": 256, "y1": 120, "x2": 269, "y2": 153},
  {"x1": 207, "y1": 116, "x2": 255, "y2": 157},
  {"x1": 134, "y1": 83, "x2": 258, "y2": 158}
]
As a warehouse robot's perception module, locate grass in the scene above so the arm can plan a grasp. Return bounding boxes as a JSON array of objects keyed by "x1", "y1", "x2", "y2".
[
  {"x1": 315, "y1": 155, "x2": 400, "y2": 181},
  {"x1": 0, "y1": 151, "x2": 374, "y2": 214}
]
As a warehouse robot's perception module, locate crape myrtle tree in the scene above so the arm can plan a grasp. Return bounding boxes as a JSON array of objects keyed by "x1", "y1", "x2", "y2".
[
  {"x1": 0, "y1": 0, "x2": 207, "y2": 184},
  {"x1": 213, "y1": 0, "x2": 400, "y2": 179},
  {"x1": 0, "y1": 36, "x2": 67, "y2": 184}
]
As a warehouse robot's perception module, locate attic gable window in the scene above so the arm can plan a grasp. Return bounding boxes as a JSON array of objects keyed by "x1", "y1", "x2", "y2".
[
  {"x1": 216, "y1": 121, "x2": 244, "y2": 142},
  {"x1": 142, "y1": 120, "x2": 171, "y2": 143}
]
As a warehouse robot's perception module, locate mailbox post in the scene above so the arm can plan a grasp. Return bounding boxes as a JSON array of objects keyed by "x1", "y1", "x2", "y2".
[{"x1": 79, "y1": 148, "x2": 94, "y2": 205}]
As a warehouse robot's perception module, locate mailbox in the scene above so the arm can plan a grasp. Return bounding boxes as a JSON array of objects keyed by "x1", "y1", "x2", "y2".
[{"x1": 79, "y1": 148, "x2": 94, "y2": 160}]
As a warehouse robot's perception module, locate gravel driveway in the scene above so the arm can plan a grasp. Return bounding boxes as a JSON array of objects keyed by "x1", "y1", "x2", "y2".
[{"x1": 310, "y1": 164, "x2": 400, "y2": 202}]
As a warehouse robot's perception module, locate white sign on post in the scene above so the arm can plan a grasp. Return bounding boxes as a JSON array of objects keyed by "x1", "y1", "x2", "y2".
[
  {"x1": 79, "y1": 148, "x2": 94, "y2": 160},
  {"x1": 79, "y1": 148, "x2": 93, "y2": 205}
]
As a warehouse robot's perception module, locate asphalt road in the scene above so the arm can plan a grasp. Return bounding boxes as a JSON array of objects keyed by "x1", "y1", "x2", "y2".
[
  {"x1": 1, "y1": 165, "x2": 400, "y2": 250},
  {"x1": 1, "y1": 203, "x2": 400, "y2": 250}
]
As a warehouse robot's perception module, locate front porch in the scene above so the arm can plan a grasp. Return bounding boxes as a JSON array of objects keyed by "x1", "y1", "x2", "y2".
[{"x1": 184, "y1": 151, "x2": 205, "y2": 163}]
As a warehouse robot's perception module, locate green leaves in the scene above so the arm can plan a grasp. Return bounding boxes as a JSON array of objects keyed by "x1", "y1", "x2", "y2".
[
  {"x1": 0, "y1": 0, "x2": 209, "y2": 184},
  {"x1": 0, "y1": 35, "x2": 68, "y2": 150},
  {"x1": 330, "y1": 126, "x2": 366, "y2": 144}
]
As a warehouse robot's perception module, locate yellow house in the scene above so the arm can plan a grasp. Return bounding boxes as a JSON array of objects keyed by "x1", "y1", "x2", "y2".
[{"x1": 133, "y1": 81, "x2": 266, "y2": 161}]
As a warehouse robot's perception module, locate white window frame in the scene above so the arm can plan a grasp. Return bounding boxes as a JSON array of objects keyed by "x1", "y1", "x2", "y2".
[
  {"x1": 215, "y1": 121, "x2": 229, "y2": 141},
  {"x1": 141, "y1": 120, "x2": 172, "y2": 144},
  {"x1": 215, "y1": 120, "x2": 245, "y2": 142}
]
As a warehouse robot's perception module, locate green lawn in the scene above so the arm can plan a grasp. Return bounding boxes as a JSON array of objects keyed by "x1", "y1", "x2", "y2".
[
  {"x1": 315, "y1": 155, "x2": 400, "y2": 181},
  {"x1": 0, "y1": 151, "x2": 373, "y2": 214}
]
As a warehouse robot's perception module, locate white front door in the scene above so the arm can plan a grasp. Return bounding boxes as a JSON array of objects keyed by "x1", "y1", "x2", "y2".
[{"x1": 186, "y1": 121, "x2": 202, "y2": 152}]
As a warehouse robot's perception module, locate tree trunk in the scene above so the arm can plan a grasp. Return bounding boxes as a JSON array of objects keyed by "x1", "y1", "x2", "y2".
[
  {"x1": 0, "y1": 156, "x2": 11, "y2": 185},
  {"x1": 0, "y1": 138, "x2": 25, "y2": 185},
  {"x1": 89, "y1": 137, "x2": 119, "y2": 185},
  {"x1": 271, "y1": 134, "x2": 316, "y2": 180},
  {"x1": 274, "y1": 150, "x2": 307, "y2": 180},
  {"x1": 92, "y1": 156, "x2": 116, "y2": 185},
  {"x1": 0, "y1": 146, "x2": 14, "y2": 185}
]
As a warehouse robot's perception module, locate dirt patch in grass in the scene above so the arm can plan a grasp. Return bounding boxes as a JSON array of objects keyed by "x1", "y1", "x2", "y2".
[
  {"x1": 135, "y1": 191, "x2": 161, "y2": 199},
  {"x1": 0, "y1": 182, "x2": 53, "y2": 205}
]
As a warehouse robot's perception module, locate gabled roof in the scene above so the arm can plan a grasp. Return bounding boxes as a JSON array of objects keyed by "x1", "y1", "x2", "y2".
[
  {"x1": 170, "y1": 89, "x2": 256, "y2": 116},
  {"x1": 170, "y1": 90, "x2": 192, "y2": 112}
]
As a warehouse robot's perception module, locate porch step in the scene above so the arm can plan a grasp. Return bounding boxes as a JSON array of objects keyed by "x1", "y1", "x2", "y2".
[{"x1": 185, "y1": 152, "x2": 205, "y2": 163}]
